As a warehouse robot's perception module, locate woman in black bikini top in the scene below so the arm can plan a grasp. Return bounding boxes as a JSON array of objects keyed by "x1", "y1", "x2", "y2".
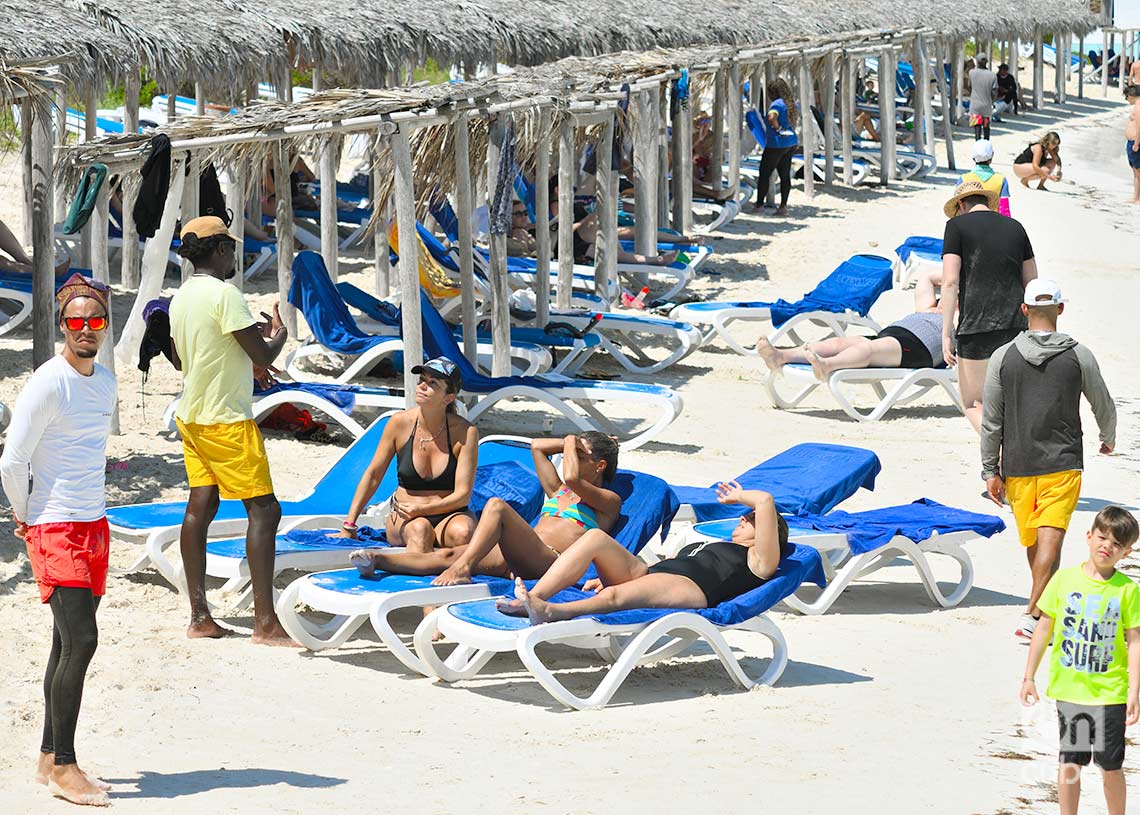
[
  {"x1": 337, "y1": 357, "x2": 479, "y2": 551},
  {"x1": 1013, "y1": 132, "x2": 1062, "y2": 190}
]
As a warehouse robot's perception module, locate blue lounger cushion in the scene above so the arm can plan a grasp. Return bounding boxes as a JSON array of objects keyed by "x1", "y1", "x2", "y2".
[
  {"x1": 672, "y1": 442, "x2": 881, "y2": 521},
  {"x1": 895, "y1": 236, "x2": 943, "y2": 264},
  {"x1": 445, "y1": 543, "x2": 826, "y2": 630},
  {"x1": 252, "y1": 381, "x2": 394, "y2": 412},
  {"x1": 289, "y1": 251, "x2": 398, "y2": 356}
]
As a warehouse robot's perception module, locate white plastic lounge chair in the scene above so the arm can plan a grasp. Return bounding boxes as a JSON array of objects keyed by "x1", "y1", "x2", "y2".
[
  {"x1": 765, "y1": 362, "x2": 962, "y2": 422},
  {"x1": 275, "y1": 469, "x2": 680, "y2": 675},
  {"x1": 0, "y1": 279, "x2": 32, "y2": 337},
  {"x1": 669, "y1": 254, "x2": 892, "y2": 354},
  {"x1": 410, "y1": 543, "x2": 826, "y2": 710},
  {"x1": 892, "y1": 236, "x2": 943, "y2": 288},
  {"x1": 686, "y1": 498, "x2": 1004, "y2": 615}
]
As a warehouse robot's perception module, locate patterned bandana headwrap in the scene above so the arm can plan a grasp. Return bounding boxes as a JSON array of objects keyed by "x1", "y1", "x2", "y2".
[{"x1": 56, "y1": 273, "x2": 111, "y2": 315}]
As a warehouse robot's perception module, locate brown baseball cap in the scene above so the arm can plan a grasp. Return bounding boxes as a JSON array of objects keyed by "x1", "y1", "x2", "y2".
[{"x1": 180, "y1": 215, "x2": 238, "y2": 241}]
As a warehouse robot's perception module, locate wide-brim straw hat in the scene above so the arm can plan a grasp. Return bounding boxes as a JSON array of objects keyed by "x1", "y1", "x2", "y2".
[{"x1": 943, "y1": 179, "x2": 1001, "y2": 218}]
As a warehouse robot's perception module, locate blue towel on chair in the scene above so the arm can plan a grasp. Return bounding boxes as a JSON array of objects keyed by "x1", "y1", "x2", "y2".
[
  {"x1": 253, "y1": 381, "x2": 359, "y2": 412},
  {"x1": 895, "y1": 236, "x2": 943, "y2": 264},
  {"x1": 672, "y1": 443, "x2": 881, "y2": 521},
  {"x1": 288, "y1": 251, "x2": 391, "y2": 356},
  {"x1": 791, "y1": 498, "x2": 1005, "y2": 555},
  {"x1": 767, "y1": 254, "x2": 892, "y2": 327},
  {"x1": 447, "y1": 543, "x2": 826, "y2": 630}
]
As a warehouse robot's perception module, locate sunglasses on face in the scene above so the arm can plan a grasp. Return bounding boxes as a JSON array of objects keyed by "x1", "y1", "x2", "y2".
[{"x1": 63, "y1": 316, "x2": 108, "y2": 331}]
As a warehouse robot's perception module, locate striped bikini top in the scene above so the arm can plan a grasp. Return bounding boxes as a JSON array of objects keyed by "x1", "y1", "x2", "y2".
[{"x1": 540, "y1": 487, "x2": 600, "y2": 531}]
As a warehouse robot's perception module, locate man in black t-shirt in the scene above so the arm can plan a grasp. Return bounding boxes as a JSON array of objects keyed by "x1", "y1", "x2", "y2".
[{"x1": 940, "y1": 180, "x2": 1038, "y2": 432}]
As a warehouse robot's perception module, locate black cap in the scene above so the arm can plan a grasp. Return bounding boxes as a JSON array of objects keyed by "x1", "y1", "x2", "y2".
[{"x1": 411, "y1": 356, "x2": 462, "y2": 393}]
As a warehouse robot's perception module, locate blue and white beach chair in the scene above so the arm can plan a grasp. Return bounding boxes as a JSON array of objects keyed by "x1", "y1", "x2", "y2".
[
  {"x1": 669, "y1": 253, "x2": 893, "y2": 355},
  {"x1": 893, "y1": 235, "x2": 943, "y2": 287},
  {"x1": 412, "y1": 544, "x2": 827, "y2": 710},
  {"x1": 0, "y1": 270, "x2": 86, "y2": 336},
  {"x1": 417, "y1": 291, "x2": 683, "y2": 449},
  {"x1": 276, "y1": 470, "x2": 679, "y2": 675},
  {"x1": 689, "y1": 498, "x2": 1005, "y2": 614}
]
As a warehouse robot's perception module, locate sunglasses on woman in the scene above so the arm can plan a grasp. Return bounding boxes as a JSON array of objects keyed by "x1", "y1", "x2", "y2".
[{"x1": 62, "y1": 316, "x2": 108, "y2": 331}]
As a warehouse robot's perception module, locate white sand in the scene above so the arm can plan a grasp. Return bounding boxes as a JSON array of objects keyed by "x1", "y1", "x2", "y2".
[{"x1": 1, "y1": 92, "x2": 1138, "y2": 814}]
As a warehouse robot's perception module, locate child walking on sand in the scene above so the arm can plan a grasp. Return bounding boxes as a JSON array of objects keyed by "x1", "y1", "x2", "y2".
[{"x1": 1019, "y1": 506, "x2": 1140, "y2": 815}]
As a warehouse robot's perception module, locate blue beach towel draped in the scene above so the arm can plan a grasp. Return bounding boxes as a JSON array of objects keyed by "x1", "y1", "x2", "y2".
[
  {"x1": 447, "y1": 543, "x2": 826, "y2": 630},
  {"x1": 767, "y1": 254, "x2": 892, "y2": 327},
  {"x1": 895, "y1": 236, "x2": 943, "y2": 264},
  {"x1": 288, "y1": 251, "x2": 390, "y2": 356},
  {"x1": 791, "y1": 498, "x2": 1005, "y2": 555},
  {"x1": 252, "y1": 381, "x2": 360, "y2": 412},
  {"x1": 672, "y1": 443, "x2": 881, "y2": 521}
]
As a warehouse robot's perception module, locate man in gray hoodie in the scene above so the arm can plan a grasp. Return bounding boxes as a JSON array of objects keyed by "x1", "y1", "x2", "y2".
[{"x1": 980, "y1": 279, "x2": 1116, "y2": 641}]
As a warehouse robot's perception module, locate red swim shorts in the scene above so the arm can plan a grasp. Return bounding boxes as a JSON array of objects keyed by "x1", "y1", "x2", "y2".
[{"x1": 24, "y1": 518, "x2": 110, "y2": 603}]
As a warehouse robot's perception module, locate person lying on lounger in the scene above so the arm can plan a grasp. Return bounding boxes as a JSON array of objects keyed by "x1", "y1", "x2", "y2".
[
  {"x1": 755, "y1": 268, "x2": 945, "y2": 380},
  {"x1": 497, "y1": 483, "x2": 789, "y2": 623},
  {"x1": 336, "y1": 357, "x2": 479, "y2": 552},
  {"x1": 350, "y1": 431, "x2": 622, "y2": 586}
]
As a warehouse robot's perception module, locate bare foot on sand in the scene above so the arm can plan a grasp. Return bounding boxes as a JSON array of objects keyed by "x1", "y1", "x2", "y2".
[
  {"x1": 803, "y1": 347, "x2": 829, "y2": 381},
  {"x1": 251, "y1": 619, "x2": 301, "y2": 647},
  {"x1": 755, "y1": 337, "x2": 783, "y2": 372},
  {"x1": 1036, "y1": 180, "x2": 1048, "y2": 190},
  {"x1": 187, "y1": 616, "x2": 232, "y2": 639},
  {"x1": 350, "y1": 548, "x2": 377, "y2": 577},
  {"x1": 36, "y1": 754, "x2": 111, "y2": 791},
  {"x1": 431, "y1": 563, "x2": 472, "y2": 586},
  {"x1": 1019, "y1": 176, "x2": 1031, "y2": 188},
  {"x1": 48, "y1": 764, "x2": 110, "y2": 807}
]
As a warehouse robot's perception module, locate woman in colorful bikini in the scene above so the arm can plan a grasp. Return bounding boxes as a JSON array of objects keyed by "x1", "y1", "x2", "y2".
[
  {"x1": 350, "y1": 431, "x2": 622, "y2": 586},
  {"x1": 337, "y1": 357, "x2": 479, "y2": 552}
]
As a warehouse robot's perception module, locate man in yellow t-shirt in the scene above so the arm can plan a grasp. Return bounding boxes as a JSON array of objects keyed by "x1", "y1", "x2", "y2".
[
  {"x1": 169, "y1": 216, "x2": 294, "y2": 646},
  {"x1": 1020, "y1": 506, "x2": 1140, "y2": 815}
]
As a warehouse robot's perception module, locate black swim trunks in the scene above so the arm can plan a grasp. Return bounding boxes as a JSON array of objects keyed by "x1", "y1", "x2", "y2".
[
  {"x1": 956, "y1": 327, "x2": 1022, "y2": 361},
  {"x1": 1056, "y1": 701, "x2": 1127, "y2": 771},
  {"x1": 876, "y1": 325, "x2": 935, "y2": 368}
]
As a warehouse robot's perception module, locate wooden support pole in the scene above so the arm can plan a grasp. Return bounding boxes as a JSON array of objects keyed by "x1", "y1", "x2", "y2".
[
  {"x1": 1103, "y1": 31, "x2": 1113, "y2": 98},
  {"x1": 883, "y1": 50, "x2": 898, "y2": 182},
  {"x1": 91, "y1": 180, "x2": 119, "y2": 433},
  {"x1": 936, "y1": 39, "x2": 957, "y2": 171},
  {"x1": 709, "y1": 68, "x2": 725, "y2": 192},
  {"x1": 166, "y1": 91, "x2": 176, "y2": 124},
  {"x1": 670, "y1": 77, "x2": 694, "y2": 233},
  {"x1": 30, "y1": 99, "x2": 55, "y2": 369},
  {"x1": 798, "y1": 55, "x2": 815, "y2": 197},
  {"x1": 533, "y1": 109, "x2": 552, "y2": 326},
  {"x1": 594, "y1": 113, "x2": 617, "y2": 303},
  {"x1": 656, "y1": 86, "x2": 670, "y2": 227},
  {"x1": 952, "y1": 40, "x2": 964, "y2": 122},
  {"x1": 1055, "y1": 33, "x2": 1064, "y2": 103},
  {"x1": 1078, "y1": 35, "x2": 1085, "y2": 98},
  {"x1": 633, "y1": 89, "x2": 658, "y2": 258},
  {"x1": 840, "y1": 56, "x2": 854, "y2": 186},
  {"x1": 53, "y1": 87, "x2": 67, "y2": 219},
  {"x1": 453, "y1": 113, "x2": 479, "y2": 357},
  {"x1": 391, "y1": 128, "x2": 423, "y2": 403},
  {"x1": 20, "y1": 107, "x2": 32, "y2": 247},
  {"x1": 194, "y1": 82, "x2": 206, "y2": 116},
  {"x1": 485, "y1": 115, "x2": 511, "y2": 377},
  {"x1": 370, "y1": 139, "x2": 389, "y2": 297},
  {"x1": 180, "y1": 152, "x2": 200, "y2": 281},
  {"x1": 823, "y1": 53, "x2": 836, "y2": 186},
  {"x1": 726, "y1": 63, "x2": 742, "y2": 198},
  {"x1": 273, "y1": 142, "x2": 297, "y2": 335},
  {"x1": 228, "y1": 161, "x2": 245, "y2": 289},
  {"x1": 913, "y1": 37, "x2": 929, "y2": 158},
  {"x1": 556, "y1": 116, "x2": 575, "y2": 311},
  {"x1": 121, "y1": 71, "x2": 142, "y2": 289},
  {"x1": 319, "y1": 135, "x2": 338, "y2": 280},
  {"x1": 1119, "y1": 32, "x2": 1129, "y2": 93},
  {"x1": 81, "y1": 84, "x2": 97, "y2": 270},
  {"x1": 1034, "y1": 31, "x2": 1045, "y2": 109}
]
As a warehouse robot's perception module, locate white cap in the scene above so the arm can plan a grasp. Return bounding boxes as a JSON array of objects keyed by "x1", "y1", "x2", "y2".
[
  {"x1": 1024, "y1": 278, "x2": 1065, "y2": 307},
  {"x1": 972, "y1": 140, "x2": 994, "y2": 163}
]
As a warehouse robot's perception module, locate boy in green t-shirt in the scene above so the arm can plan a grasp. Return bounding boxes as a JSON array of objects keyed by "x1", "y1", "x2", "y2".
[{"x1": 1020, "y1": 506, "x2": 1140, "y2": 815}]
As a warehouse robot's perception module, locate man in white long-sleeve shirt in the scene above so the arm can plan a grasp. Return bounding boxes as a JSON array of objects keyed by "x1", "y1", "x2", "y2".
[{"x1": 0, "y1": 274, "x2": 116, "y2": 807}]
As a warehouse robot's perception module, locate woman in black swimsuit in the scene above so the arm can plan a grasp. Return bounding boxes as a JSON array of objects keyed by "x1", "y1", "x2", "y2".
[
  {"x1": 337, "y1": 357, "x2": 479, "y2": 552},
  {"x1": 497, "y1": 483, "x2": 789, "y2": 623},
  {"x1": 1012, "y1": 132, "x2": 1062, "y2": 190}
]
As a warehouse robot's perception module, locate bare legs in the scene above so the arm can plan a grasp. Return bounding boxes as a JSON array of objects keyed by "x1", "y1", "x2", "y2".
[
  {"x1": 955, "y1": 357, "x2": 988, "y2": 433},
  {"x1": 756, "y1": 335, "x2": 902, "y2": 380},
  {"x1": 1014, "y1": 158, "x2": 1057, "y2": 190},
  {"x1": 179, "y1": 486, "x2": 294, "y2": 645},
  {"x1": 1025, "y1": 526, "x2": 1065, "y2": 616},
  {"x1": 1131, "y1": 168, "x2": 1140, "y2": 204}
]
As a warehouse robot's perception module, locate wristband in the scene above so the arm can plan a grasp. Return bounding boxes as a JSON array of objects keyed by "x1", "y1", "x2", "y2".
[
  {"x1": 342, "y1": 521, "x2": 358, "y2": 531},
  {"x1": 1022, "y1": 677, "x2": 1035, "y2": 683}
]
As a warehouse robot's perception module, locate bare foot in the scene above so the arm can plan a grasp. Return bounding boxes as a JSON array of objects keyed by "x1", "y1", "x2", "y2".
[
  {"x1": 1128, "y1": 198, "x2": 1140, "y2": 205},
  {"x1": 36, "y1": 754, "x2": 111, "y2": 791},
  {"x1": 48, "y1": 764, "x2": 110, "y2": 807},
  {"x1": 431, "y1": 563, "x2": 472, "y2": 586},
  {"x1": 773, "y1": 206, "x2": 789, "y2": 216},
  {"x1": 349, "y1": 549, "x2": 377, "y2": 577},
  {"x1": 755, "y1": 337, "x2": 783, "y2": 373},
  {"x1": 187, "y1": 617, "x2": 232, "y2": 639},
  {"x1": 803, "y1": 347, "x2": 829, "y2": 381},
  {"x1": 512, "y1": 577, "x2": 556, "y2": 624},
  {"x1": 1019, "y1": 176, "x2": 1031, "y2": 188},
  {"x1": 1036, "y1": 181, "x2": 1048, "y2": 190},
  {"x1": 251, "y1": 619, "x2": 301, "y2": 647},
  {"x1": 495, "y1": 596, "x2": 527, "y2": 616}
]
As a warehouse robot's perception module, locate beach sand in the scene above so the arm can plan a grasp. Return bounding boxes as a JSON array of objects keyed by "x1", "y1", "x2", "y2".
[{"x1": 1, "y1": 91, "x2": 1138, "y2": 814}]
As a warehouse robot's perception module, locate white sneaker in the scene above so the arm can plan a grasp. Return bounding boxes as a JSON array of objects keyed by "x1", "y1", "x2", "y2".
[{"x1": 1015, "y1": 615, "x2": 1038, "y2": 641}]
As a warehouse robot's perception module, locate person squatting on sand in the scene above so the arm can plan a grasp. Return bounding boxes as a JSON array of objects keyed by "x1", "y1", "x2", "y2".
[
  {"x1": 1020, "y1": 507, "x2": 1140, "y2": 815},
  {"x1": 756, "y1": 267, "x2": 945, "y2": 379},
  {"x1": 1012, "y1": 131, "x2": 1063, "y2": 190},
  {"x1": 0, "y1": 274, "x2": 117, "y2": 806},
  {"x1": 335, "y1": 357, "x2": 479, "y2": 549},
  {"x1": 350, "y1": 432, "x2": 621, "y2": 587},
  {"x1": 980, "y1": 280, "x2": 1116, "y2": 642},
  {"x1": 940, "y1": 179, "x2": 1037, "y2": 433},
  {"x1": 169, "y1": 216, "x2": 294, "y2": 645},
  {"x1": 497, "y1": 483, "x2": 789, "y2": 623}
]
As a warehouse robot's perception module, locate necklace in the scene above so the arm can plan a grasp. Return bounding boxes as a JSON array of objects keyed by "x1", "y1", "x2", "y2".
[{"x1": 417, "y1": 419, "x2": 447, "y2": 450}]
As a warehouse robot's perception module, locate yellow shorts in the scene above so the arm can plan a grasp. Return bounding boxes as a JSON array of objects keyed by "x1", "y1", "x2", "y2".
[
  {"x1": 1005, "y1": 469, "x2": 1082, "y2": 547},
  {"x1": 176, "y1": 418, "x2": 274, "y2": 500}
]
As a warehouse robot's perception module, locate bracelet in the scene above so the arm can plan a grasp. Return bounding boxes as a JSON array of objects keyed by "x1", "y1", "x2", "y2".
[
  {"x1": 1022, "y1": 677, "x2": 1035, "y2": 683},
  {"x1": 341, "y1": 521, "x2": 358, "y2": 531}
]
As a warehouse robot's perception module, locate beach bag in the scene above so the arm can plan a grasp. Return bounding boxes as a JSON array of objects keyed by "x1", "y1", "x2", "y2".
[{"x1": 62, "y1": 164, "x2": 108, "y2": 235}]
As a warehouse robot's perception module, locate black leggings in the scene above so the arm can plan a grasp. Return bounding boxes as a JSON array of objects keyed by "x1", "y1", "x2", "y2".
[
  {"x1": 755, "y1": 146, "x2": 796, "y2": 209},
  {"x1": 974, "y1": 122, "x2": 991, "y2": 140},
  {"x1": 41, "y1": 588, "x2": 100, "y2": 766}
]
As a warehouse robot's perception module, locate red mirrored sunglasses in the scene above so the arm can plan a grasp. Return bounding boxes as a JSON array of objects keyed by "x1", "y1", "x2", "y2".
[{"x1": 63, "y1": 316, "x2": 108, "y2": 331}]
